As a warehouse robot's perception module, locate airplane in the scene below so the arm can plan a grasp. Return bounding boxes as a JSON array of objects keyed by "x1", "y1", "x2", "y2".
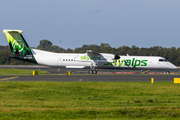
[{"x1": 3, "y1": 29, "x2": 177, "y2": 74}]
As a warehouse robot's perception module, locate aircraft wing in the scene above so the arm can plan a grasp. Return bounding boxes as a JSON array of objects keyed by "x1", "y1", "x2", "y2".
[{"x1": 86, "y1": 50, "x2": 101, "y2": 56}]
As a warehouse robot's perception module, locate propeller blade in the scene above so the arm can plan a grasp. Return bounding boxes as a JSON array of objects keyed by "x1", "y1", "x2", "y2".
[{"x1": 114, "y1": 54, "x2": 120, "y2": 60}]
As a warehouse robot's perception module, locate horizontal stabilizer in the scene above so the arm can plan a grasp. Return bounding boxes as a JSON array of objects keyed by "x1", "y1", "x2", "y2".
[{"x1": 3, "y1": 29, "x2": 23, "y2": 34}]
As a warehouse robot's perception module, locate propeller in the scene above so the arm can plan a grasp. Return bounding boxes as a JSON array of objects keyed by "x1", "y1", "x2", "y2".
[
  {"x1": 114, "y1": 47, "x2": 120, "y2": 60},
  {"x1": 114, "y1": 53, "x2": 120, "y2": 60}
]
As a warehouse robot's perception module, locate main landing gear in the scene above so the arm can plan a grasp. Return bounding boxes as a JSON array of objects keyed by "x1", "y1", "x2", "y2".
[
  {"x1": 88, "y1": 70, "x2": 97, "y2": 74},
  {"x1": 88, "y1": 64, "x2": 97, "y2": 74}
]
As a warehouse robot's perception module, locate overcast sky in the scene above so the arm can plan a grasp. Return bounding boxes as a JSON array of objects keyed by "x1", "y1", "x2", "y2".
[{"x1": 0, "y1": 0, "x2": 180, "y2": 49}]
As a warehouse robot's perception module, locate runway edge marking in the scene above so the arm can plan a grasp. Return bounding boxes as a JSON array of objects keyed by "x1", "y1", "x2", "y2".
[{"x1": 0, "y1": 76, "x2": 19, "y2": 81}]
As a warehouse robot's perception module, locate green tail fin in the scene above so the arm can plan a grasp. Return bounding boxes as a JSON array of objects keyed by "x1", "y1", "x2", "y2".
[{"x1": 3, "y1": 29, "x2": 37, "y2": 63}]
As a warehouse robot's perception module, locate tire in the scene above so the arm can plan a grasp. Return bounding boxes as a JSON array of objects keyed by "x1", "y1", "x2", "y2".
[
  {"x1": 93, "y1": 70, "x2": 97, "y2": 74},
  {"x1": 88, "y1": 70, "x2": 93, "y2": 74}
]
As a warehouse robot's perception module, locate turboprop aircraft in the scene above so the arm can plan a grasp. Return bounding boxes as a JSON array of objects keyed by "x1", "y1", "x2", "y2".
[{"x1": 3, "y1": 29, "x2": 177, "y2": 74}]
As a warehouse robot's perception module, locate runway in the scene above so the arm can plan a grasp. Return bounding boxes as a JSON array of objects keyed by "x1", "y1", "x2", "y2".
[{"x1": 1, "y1": 75, "x2": 180, "y2": 82}]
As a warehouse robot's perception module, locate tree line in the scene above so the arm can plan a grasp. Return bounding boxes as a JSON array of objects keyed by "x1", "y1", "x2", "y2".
[{"x1": 0, "y1": 39, "x2": 180, "y2": 66}]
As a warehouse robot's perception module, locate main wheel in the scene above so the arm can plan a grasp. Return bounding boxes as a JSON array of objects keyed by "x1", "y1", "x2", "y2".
[
  {"x1": 88, "y1": 70, "x2": 93, "y2": 74},
  {"x1": 93, "y1": 70, "x2": 97, "y2": 74}
]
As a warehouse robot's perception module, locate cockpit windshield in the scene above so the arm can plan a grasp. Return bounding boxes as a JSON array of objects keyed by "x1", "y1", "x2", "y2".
[{"x1": 159, "y1": 59, "x2": 168, "y2": 62}]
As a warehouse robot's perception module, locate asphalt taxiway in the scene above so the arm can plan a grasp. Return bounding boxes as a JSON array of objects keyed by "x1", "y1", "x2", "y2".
[
  {"x1": 0, "y1": 65, "x2": 180, "y2": 82},
  {"x1": 0, "y1": 65, "x2": 179, "y2": 74},
  {"x1": 1, "y1": 75, "x2": 180, "y2": 82}
]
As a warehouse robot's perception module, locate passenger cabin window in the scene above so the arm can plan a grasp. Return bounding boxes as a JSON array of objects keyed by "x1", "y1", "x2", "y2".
[
  {"x1": 64, "y1": 59, "x2": 74, "y2": 61},
  {"x1": 159, "y1": 59, "x2": 168, "y2": 62}
]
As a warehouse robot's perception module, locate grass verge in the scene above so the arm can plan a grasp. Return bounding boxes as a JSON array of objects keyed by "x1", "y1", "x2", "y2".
[
  {"x1": 0, "y1": 82, "x2": 180, "y2": 119},
  {"x1": 0, "y1": 69, "x2": 48, "y2": 75}
]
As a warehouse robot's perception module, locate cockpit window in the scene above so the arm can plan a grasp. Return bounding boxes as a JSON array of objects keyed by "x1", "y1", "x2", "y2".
[
  {"x1": 159, "y1": 59, "x2": 163, "y2": 62},
  {"x1": 159, "y1": 59, "x2": 168, "y2": 62},
  {"x1": 164, "y1": 59, "x2": 168, "y2": 62}
]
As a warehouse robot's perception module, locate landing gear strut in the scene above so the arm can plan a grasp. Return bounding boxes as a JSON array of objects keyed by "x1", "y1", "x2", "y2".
[
  {"x1": 88, "y1": 62, "x2": 97, "y2": 74},
  {"x1": 166, "y1": 71, "x2": 170, "y2": 74}
]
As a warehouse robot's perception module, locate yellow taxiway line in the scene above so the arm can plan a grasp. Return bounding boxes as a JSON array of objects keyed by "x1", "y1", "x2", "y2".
[
  {"x1": 0, "y1": 76, "x2": 19, "y2": 81},
  {"x1": 142, "y1": 70, "x2": 149, "y2": 74}
]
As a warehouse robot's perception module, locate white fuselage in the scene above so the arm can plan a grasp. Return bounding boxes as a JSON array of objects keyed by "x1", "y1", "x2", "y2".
[{"x1": 31, "y1": 49, "x2": 177, "y2": 70}]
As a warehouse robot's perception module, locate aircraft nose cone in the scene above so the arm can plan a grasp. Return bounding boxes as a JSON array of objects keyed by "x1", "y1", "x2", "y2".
[
  {"x1": 173, "y1": 65, "x2": 177, "y2": 69},
  {"x1": 169, "y1": 63, "x2": 177, "y2": 69},
  {"x1": 174, "y1": 66, "x2": 178, "y2": 69}
]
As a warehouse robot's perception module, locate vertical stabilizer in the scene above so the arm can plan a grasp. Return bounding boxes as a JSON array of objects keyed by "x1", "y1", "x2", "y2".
[{"x1": 3, "y1": 29, "x2": 37, "y2": 63}]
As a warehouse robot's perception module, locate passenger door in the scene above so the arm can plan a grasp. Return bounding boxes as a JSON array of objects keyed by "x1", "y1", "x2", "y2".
[{"x1": 57, "y1": 57, "x2": 63, "y2": 66}]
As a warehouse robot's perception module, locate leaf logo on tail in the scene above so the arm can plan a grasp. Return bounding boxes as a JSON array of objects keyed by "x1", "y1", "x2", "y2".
[{"x1": 12, "y1": 40, "x2": 24, "y2": 52}]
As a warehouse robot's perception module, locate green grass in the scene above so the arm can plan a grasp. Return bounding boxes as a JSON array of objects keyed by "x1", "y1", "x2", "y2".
[
  {"x1": 0, "y1": 82, "x2": 180, "y2": 119},
  {"x1": 0, "y1": 69, "x2": 48, "y2": 75}
]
